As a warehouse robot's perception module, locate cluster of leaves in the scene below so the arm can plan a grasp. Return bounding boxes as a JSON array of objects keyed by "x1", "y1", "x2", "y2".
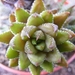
[{"x1": 0, "y1": 0, "x2": 75, "y2": 75}]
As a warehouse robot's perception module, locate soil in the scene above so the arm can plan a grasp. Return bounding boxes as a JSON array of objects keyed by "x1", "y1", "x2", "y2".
[{"x1": 0, "y1": 0, "x2": 75, "y2": 75}]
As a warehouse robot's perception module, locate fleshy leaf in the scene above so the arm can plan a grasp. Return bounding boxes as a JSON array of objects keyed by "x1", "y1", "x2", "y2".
[
  {"x1": 40, "y1": 10, "x2": 53, "y2": 23},
  {"x1": 21, "y1": 26, "x2": 37, "y2": 40},
  {"x1": 32, "y1": 30, "x2": 45, "y2": 40},
  {"x1": 29, "y1": 64, "x2": 41, "y2": 75},
  {"x1": 38, "y1": 23, "x2": 58, "y2": 37},
  {"x1": 54, "y1": 12, "x2": 70, "y2": 29},
  {"x1": 0, "y1": 30, "x2": 14, "y2": 44},
  {"x1": 30, "y1": 0, "x2": 45, "y2": 14},
  {"x1": 44, "y1": 34, "x2": 56, "y2": 52},
  {"x1": 6, "y1": 46, "x2": 19, "y2": 59},
  {"x1": 46, "y1": 48, "x2": 61, "y2": 63},
  {"x1": 27, "y1": 13, "x2": 44, "y2": 26},
  {"x1": 27, "y1": 53, "x2": 46, "y2": 66},
  {"x1": 9, "y1": 58, "x2": 18, "y2": 67},
  {"x1": 57, "y1": 41, "x2": 75, "y2": 52},
  {"x1": 19, "y1": 52, "x2": 30, "y2": 70},
  {"x1": 57, "y1": 54, "x2": 68, "y2": 67},
  {"x1": 55, "y1": 30, "x2": 70, "y2": 45},
  {"x1": 61, "y1": 28, "x2": 75, "y2": 39},
  {"x1": 9, "y1": 33, "x2": 25, "y2": 52},
  {"x1": 10, "y1": 22, "x2": 25, "y2": 34},
  {"x1": 15, "y1": 8, "x2": 30, "y2": 22},
  {"x1": 40, "y1": 61, "x2": 54, "y2": 72},
  {"x1": 25, "y1": 40, "x2": 37, "y2": 54},
  {"x1": 9, "y1": 13, "x2": 16, "y2": 22},
  {"x1": 35, "y1": 42, "x2": 45, "y2": 51}
]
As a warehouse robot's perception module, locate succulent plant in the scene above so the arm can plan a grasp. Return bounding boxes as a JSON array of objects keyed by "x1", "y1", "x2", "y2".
[{"x1": 0, "y1": 0, "x2": 75, "y2": 75}]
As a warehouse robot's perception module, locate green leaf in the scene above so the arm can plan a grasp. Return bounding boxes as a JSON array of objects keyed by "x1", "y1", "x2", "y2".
[
  {"x1": 19, "y1": 52, "x2": 30, "y2": 70},
  {"x1": 40, "y1": 61, "x2": 54, "y2": 72},
  {"x1": 29, "y1": 64, "x2": 41, "y2": 75}
]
